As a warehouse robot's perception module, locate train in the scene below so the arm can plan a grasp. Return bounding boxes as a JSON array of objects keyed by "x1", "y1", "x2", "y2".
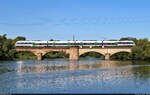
[{"x1": 15, "y1": 40, "x2": 135, "y2": 48}]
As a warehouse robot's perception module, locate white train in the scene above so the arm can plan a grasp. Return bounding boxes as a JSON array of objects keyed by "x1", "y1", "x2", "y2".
[{"x1": 15, "y1": 40, "x2": 135, "y2": 47}]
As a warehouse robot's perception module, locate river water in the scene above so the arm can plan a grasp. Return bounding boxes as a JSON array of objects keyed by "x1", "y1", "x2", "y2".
[{"x1": 0, "y1": 58, "x2": 150, "y2": 94}]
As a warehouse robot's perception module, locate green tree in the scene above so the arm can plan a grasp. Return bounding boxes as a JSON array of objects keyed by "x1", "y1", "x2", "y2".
[
  {"x1": 120, "y1": 37, "x2": 137, "y2": 42},
  {"x1": 132, "y1": 38, "x2": 150, "y2": 60},
  {"x1": 0, "y1": 35, "x2": 26, "y2": 60},
  {"x1": 110, "y1": 37, "x2": 138, "y2": 60},
  {"x1": 111, "y1": 52, "x2": 132, "y2": 60},
  {"x1": 49, "y1": 39, "x2": 54, "y2": 41},
  {"x1": 2, "y1": 39, "x2": 15, "y2": 60},
  {"x1": 14, "y1": 36, "x2": 26, "y2": 42}
]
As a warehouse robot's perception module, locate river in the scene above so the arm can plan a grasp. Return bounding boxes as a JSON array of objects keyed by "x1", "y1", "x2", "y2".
[{"x1": 0, "y1": 58, "x2": 150, "y2": 94}]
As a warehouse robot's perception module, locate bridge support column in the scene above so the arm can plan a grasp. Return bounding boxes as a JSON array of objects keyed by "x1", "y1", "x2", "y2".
[
  {"x1": 105, "y1": 53, "x2": 110, "y2": 60},
  {"x1": 69, "y1": 47, "x2": 79, "y2": 61},
  {"x1": 37, "y1": 53, "x2": 42, "y2": 61}
]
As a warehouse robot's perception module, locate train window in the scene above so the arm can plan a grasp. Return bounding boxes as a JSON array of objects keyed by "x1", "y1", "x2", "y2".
[
  {"x1": 83, "y1": 43, "x2": 87, "y2": 45},
  {"x1": 18, "y1": 42, "x2": 33, "y2": 44},
  {"x1": 84, "y1": 43, "x2": 95, "y2": 45},
  {"x1": 70, "y1": 43, "x2": 77, "y2": 45},
  {"x1": 55, "y1": 43, "x2": 60, "y2": 45},
  {"x1": 103, "y1": 43, "x2": 114, "y2": 45},
  {"x1": 48, "y1": 43, "x2": 53, "y2": 45},
  {"x1": 35, "y1": 43, "x2": 47, "y2": 45},
  {"x1": 59, "y1": 43, "x2": 64, "y2": 45},
  {"x1": 118, "y1": 42, "x2": 133, "y2": 44},
  {"x1": 54, "y1": 43, "x2": 67, "y2": 45},
  {"x1": 75, "y1": 43, "x2": 80, "y2": 45}
]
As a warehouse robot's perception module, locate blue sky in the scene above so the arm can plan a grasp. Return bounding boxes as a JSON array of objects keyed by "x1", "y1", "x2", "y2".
[{"x1": 0, "y1": 0, "x2": 150, "y2": 40}]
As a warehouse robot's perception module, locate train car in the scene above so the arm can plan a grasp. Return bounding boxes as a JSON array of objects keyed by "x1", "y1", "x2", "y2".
[
  {"x1": 76, "y1": 41, "x2": 102, "y2": 47},
  {"x1": 116, "y1": 41, "x2": 135, "y2": 46},
  {"x1": 34, "y1": 41, "x2": 48, "y2": 47},
  {"x1": 47, "y1": 41, "x2": 75, "y2": 47},
  {"x1": 102, "y1": 40, "x2": 135, "y2": 47},
  {"x1": 15, "y1": 40, "x2": 135, "y2": 47},
  {"x1": 15, "y1": 41, "x2": 35, "y2": 47}
]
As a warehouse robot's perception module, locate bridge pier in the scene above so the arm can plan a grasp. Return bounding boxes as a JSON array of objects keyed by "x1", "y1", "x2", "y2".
[
  {"x1": 37, "y1": 53, "x2": 42, "y2": 61},
  {"x1": 105, "y1": 53, "x2": 110, "y2": 60},
  {"x1": 69, "y1": 47, "x2": 79, "y2": 61}
]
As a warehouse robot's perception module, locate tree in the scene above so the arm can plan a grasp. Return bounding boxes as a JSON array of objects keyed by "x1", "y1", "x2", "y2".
[
  {"x1": 111, "y1": 52, "x2": 132, "y2": 60},
  {"x1": 2, "y1": 39, "x2": 15, "y2": 59},
  {"x1": 120, "y1": 37, "x2": 137, "y2": 42},
  {"x1": 132, "y1": 38, "x2": 150, "y2": 60},
  {"x1": 49, "y1": 39, "x2": 54, "y2": 41},
  {"x1": 14, "y1": 36, "x2": 26, "y2": 42},
  {"x1": 0, "y1": 35, "x2": 26, "y2": 60},
  {"x1": 0, "y1": 34, "x2": 8, "y2": 59}
]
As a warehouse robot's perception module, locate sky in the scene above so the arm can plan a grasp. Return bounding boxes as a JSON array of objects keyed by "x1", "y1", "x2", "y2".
[{"x1": 0, "y1": 0, "x2": 150, "y2": 40}]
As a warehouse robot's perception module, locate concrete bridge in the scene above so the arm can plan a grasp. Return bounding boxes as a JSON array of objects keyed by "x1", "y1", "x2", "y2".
[{"x1": 15, "y1": 46, "x2": 132, "y2": 61}]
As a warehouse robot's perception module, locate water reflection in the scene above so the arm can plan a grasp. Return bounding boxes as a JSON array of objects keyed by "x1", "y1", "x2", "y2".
[
  {"x1": 16, "y1": 61, "x2": 24, "y2": 72},
  {"x1": 0, "y1": 59, "x2": 150, "y2": 93},
  {"x1": 17, "y1": 60, "x2": 133, "y2": 72}
]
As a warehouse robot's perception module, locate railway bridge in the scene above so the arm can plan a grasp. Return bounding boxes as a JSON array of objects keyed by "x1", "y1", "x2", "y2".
[{"x1": 15, "y1": 46, "x2": 132, "y2": 61}]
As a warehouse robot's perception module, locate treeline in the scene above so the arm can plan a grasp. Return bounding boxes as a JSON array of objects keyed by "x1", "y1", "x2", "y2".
[
  {"x1": 1, "y1": 34, "x2": 150, "y2": 61},
  {"x1": 111, "y1": 37, "x2": 150, "y2": 61},
  {"x1": 0, "y1": 34, "x2": 36, "y2": 60}
]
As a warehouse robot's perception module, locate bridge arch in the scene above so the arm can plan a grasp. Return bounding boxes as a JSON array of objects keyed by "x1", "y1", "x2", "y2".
[
  {"x1": 15, "y1": 51, "x2": 37, "y2": 56},
  {"x1": 110, "y1": 51, "x2": 131, "y2": 60},
  {"x1": 43, "y1": 51, "x2": 69, "y2": 59},
  {"x1": 79, "y1": 49, "x2": 106, "y2": 56},
  {"x1": 14, "y1": 51, "x2": 37, "y2": 59},
  {"x1": 79, "y1": 51, "x2": 105, "y2": 58},
  {"x1": 110, "y1": 50, "x2": 131, "y2": 56},
  {"x1": 43, "y1": 50, "x2": 69, "y2": 56}
]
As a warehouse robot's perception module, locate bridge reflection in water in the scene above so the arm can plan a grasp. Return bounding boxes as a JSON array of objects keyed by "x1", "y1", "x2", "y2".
[
  {"x1": 17, "y1": 60, "x2": 132, "y2": 72},
  {"x1": 1, "y1": 59, "x2": 150, "y2": 93},
  {"x1": 15, "y1": 60, "x2": 134, "y2": 92}
]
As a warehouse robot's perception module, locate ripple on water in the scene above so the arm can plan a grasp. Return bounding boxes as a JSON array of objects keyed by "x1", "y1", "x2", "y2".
[{"x1": 0, "y1": 59, "x2": 150, "y2": 93}]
